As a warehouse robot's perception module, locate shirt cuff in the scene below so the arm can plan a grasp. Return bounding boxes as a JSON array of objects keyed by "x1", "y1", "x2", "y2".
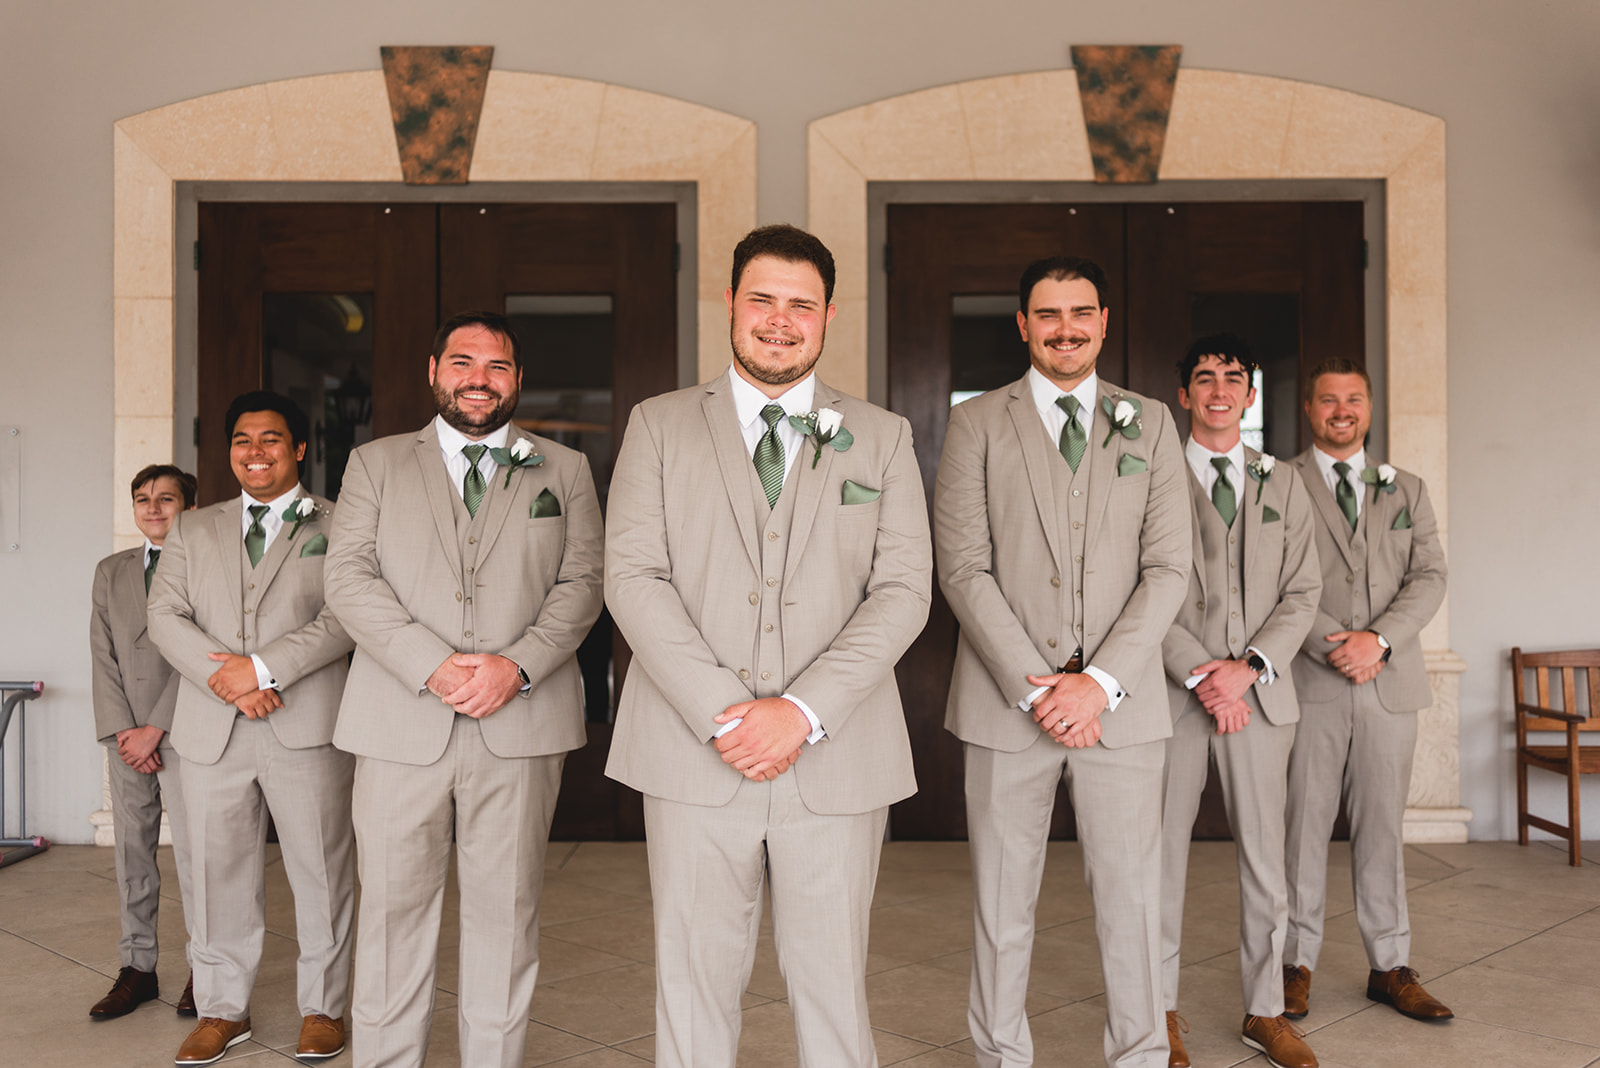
[
  {"x1": 1245, "y1": 646, "x2": 1278, "y2": 685},
  {"x1": 1184, "y1": 671, "x2": 1208, "y2": 691},
  {"x1": 1082, "y1": 665, "x2": 1124, "y2": 711},
  {"x1": 782, "y1": 693, "x2": 827, "y2": 745},
  {"x1": 1019, "y1": 684, "x2": 1051, "y2": 712},
  {"x1": 250, "y1": 654, "x2": 278, "y2": 692}
]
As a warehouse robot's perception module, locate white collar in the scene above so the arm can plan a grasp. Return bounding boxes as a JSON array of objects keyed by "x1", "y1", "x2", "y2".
[
  {"x1": 1027, "y1": 366, "x2": 1099, "y2": 420},
  {"x1": 434, "y1": 414, "x2": 511, "y2": 455},
  {"x1": 1186, "y1": 436, "x2": 1246, "y2": 473},
  {"x1": 727, "y1": 364, "x2": 816, "y2": 429},
  {"x1": 1313, "y1": 445, "x2": 1366, "y2": 478},
  {"x1": 242, "y1": 484, "x2": 303, "y2": 515}
]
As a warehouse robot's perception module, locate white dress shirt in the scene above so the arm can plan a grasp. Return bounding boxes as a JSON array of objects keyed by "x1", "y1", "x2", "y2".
[
  {"x1": 1312, "y1": 445, "x2": 1367, "y2": 519},
  {"x1": 1020, "y1": 367, "x2": 1125, "y2": 714},
  {"x1": 240, "y1": 485, "x2": 304, "y2": 691},
  {"x1": 434, "y1": 415, "x2": 510, "y2": 496},
  {"x1": 1182, "y1": 437, "x2": 1276, "y2": 687},
  {"x1": 717, "y1": 364, "x2": 826, "y2": 745},
  {"x1": 142, "y1": 539, "x2": 159, "y2": 570}
]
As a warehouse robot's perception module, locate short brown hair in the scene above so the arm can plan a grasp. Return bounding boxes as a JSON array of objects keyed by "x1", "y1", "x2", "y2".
[
  {"x1": 1302, "y1": 357, "x2": 1372, "y2": 404},
  {"x1": 433, "y1": 311, "x2": 521, "y2": 368},
  {"x1": 130, "y1": 464, "x2": 197, "y2": 507},
  {"x1": 730, "y1": 225, "x2": 836, "y2": 305}
]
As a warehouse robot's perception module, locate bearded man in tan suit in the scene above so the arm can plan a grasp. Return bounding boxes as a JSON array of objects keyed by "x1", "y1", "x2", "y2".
[
  {"x1": 1157, "y1": 335, "x2": 1321, "y2": 1068},
  {"x1": 1282, "y1": 358, "x2": 1451, "y2": 1025},
  {"x1": 324, "y1": 311, "x2": 604, "y2": 1068},
  {"x1": 88, "y1": 463, "x2": 198, "y2": 1022},
  {"x1": 936, "y1": 256, "x2": 1190, "y2": 1068},
  {"x1": 606, "y1": 225, "x2": 932, "y2": 1068},
  {"x1": 148, "y1": 391, "x2": 356, "y2": 1066}
]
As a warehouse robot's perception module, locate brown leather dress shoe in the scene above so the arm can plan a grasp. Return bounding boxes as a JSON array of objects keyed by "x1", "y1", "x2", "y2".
[
  {"x1": 1166, "y1": 1011, "x2": 1191, "y2": 1067},
  {"x1": 1367, "y1": 966, "x2": 1454, "y2": 1020},
  {"x1": 175, "y1": 1017, "x2": 252, "y2": 1065},
  {"x1": 89, "y1": 966, "x2": 159, "y2": 1019},
  {"x1": 1242, "y1": 1014, "x2": 1319, "y2": 1068},
  {"x1": 1282, "y1": 963, "x2": 1312, "y2": 1018},
  {"x1": 296, "y1": 1014, "x2": 346, "y2": 1061},
  {"x1": 176, "y1": 972, "x2": 196, "y2": 1017}
]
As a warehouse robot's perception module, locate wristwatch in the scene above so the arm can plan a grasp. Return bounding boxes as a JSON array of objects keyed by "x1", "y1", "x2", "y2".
[
  {"x1": 1246, "y1": 651, "x2": 1268, "y2": 677},
  {"x1": 1373, "y1": 632, "x2": 1392, "y2": 663}
]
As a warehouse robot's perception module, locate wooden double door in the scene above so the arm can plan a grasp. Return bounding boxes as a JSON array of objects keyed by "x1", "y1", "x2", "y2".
[
  {"x1": 886, "y1": 201, "x2": 1365, "y2": 840},
  {"x1": 197, "y1": 200, "x2": 676, "y2": 840}
]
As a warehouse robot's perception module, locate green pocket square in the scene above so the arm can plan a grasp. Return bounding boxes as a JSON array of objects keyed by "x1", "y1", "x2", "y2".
[
  {"x1": 1262, "y1": 505, "x2": 1281, "y2": 523},
  {"x1": 841, "y1": 479, "x2": 881, "y2": 505},
  {"x1": 299, "y1": 532, "x2": 327, "y2": 557},
  {"x1": 1117, "y1": 454, "x2": 1147, "y2": 476},
  {"x1": 530, "y1": 488, "x2": 562, "y2": 519},
  {"x1": 1391, "y1": 506, "x2": 1412, "y2": 530}
]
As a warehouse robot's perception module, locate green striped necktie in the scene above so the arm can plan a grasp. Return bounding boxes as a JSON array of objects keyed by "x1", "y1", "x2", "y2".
[
  {"x1": 144, "y1": 548, "x2": 160, "y2": 594},
  {"x1": 245, "y1": 505, "x2": 268, "y2": 567},
  {"x1": 1055, "y1": 395, "x2": 1086, "y2": 472},
  {"x1": 1210, "y1": 456, "x2": 1237, "y2": 526},
  {"x1": 753, "y1": 404, "x2": 786, "y2": 507},
  {"x1": 1333, "y1": 461, "x2": 1358, "y2": 530},
  {"x1": 463, "y1": 444, "x2": 488, "y2": 517}
]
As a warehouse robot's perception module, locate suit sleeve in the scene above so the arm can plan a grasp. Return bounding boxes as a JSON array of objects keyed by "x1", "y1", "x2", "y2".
[
  {"x1": 89, "y1": 557, "x2": 137, "y2": 740},
  {"x1": 934, "y1": 403, "x2": 1056, "y2": 706},
  {"x1": 500, "y1": 453, "x2": 606, "y2": 689},
  {"x1": 1368, "y1": 476, "x2": 1447, "y2": 645},
  {"x1": 605, "y1": 404, "x2": 767, "y2": 743},
  {"x1": 252, "y1": 516, "x2": 354, "y2": 689},
  {"x1": 1245, "y1": 466, "x2": 1322, "y2": 671},
  {"x1": 324, "y1": 449, "x2": 457, "y2": 695},
  {"x1": 146, "y1": 515, "x2": 232, "y2": 702},
  {"x1": 783, "y1": 416, "x2": 933, "y2": 733}
]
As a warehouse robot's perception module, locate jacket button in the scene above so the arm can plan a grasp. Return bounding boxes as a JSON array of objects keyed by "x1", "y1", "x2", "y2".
[
  {"x1": 236, "y1": 630, "x2": 243, "y2": 638},
  {"x1": 456, "y1": 592, "x2": 462, "y2": 601},
  {"x1": 1050, "y1": 577, "x2": 1061, "y2": 588},
  {"x1": 1196, "y1": 601, "x2": 1205, "y2": 610},
  {"x1": 1047, "y1": 638, "x2": 1057, "y2": 648},
  {"x1": 749, "y1": 594, "x2": 759, "y2": 605},
  {"x1": 1346, "y1": 575, "x2": 1355, "y2": 583},
  {"x1": 1342, "y1": 620, "x2": 1352, "y2": 628},
  {"x1": 738, "y1": 669, "x2": 749, "y2": 680}
]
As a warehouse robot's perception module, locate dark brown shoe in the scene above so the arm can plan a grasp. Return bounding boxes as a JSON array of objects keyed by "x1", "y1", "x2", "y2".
[
  {"x1": 1242, "y1": 1014, "x2": 1319, "y2": 1068},
  {"x1": 175, "y1": 972, "x2": 196, "y2": 1017},
  {"x1": 295, "y1": 1014, "x2": 346, "y2": 1061},
  {"x1": 1366, "y1": 966, "x2": 1453, "y2": 1020},
  {"x1": 1166, "y1": 1011, "x2": 1191, "y2": 1067},
  {"x1": 1282, "y1": 963, "x2": 1312, "y2": 1018},
  {"x1": 89, "y1": 966, "x2": 159, "y2": 1019},
  {"x1": 175, "y1": 1017, "x2": 252, "y2": 1065}
]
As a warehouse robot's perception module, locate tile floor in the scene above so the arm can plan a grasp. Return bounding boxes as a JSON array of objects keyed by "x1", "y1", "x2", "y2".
[{"x1": 3, "y1": 837, "x2": 1596, "y2": 1066}]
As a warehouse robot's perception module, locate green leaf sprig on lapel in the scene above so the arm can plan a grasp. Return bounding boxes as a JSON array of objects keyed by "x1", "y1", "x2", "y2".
[
  {"x1": 1245, "y1": 454, "x2": 1276, "y2": 504},
  {"x1": 279, "y1": 497, "x2": 326, "y2": 540},
  {"x1": 489, "y1": 437, "x2": 544, "y2": 489},
  {"x1": 1360, "y1": 463, "x2": 1398, "y2": 502},
  {"x1": 1100, "y1": 395, "x2": 1142, "y2": 447},
  {"x1": 787, "y1": 407, "x2": 854, "y2": 468}
]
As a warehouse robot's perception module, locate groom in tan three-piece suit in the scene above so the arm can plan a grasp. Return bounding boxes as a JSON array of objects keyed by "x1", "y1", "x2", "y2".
[
  {"x1": 936, "y1": 257, "x2": 1190, "y2": 1068},
  {"x1": 147, "y1": 391, "x2": 357, "y2": 1066},
  {"x1": 325, "y1": 311, "x2": 604, "y2": 1068},
  {"x1": 606, "y1": 225, "x2": 932, "y2": 1068}
]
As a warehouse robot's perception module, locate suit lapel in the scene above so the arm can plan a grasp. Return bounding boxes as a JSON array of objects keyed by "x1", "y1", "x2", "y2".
[
  {"x1": 475, "y1": 424, "x2": 536, "y2": 564},
  {"x1": 1363, "y1": 459, "x2": 1396, "y2": 566},
  {"x1": 122, "y1": 550, "x2": 150, "y2": 637},
  {"x1": 1005, "y1": 381, "x2": 1063, "y2": 573},
  {"x1": 702, "y1": 379, "x2": 762, "y2": 575},
  {"x1": 1183, "y1": 463, "x2": 1209, "y2": 600},
  {"x1": 1084, "y1": 381, "x2": 1118, "y2": 545},
  {"x1": 413, "y1": 426, "x2": 465, "y2": 579},
  {"x1": 211, "y1": 503, "x2": 245, "y2": 631},
  {"x1": 1242, "y1": 446, "x2": 1263, "y2": 578},
  {"x1": 1295, "y1": 453, "x2": 1358, "y2": 569},
  {"x1": 252, "y1": 492, "x2": 303, "y2": 593},
  {"x1": 783, "y1": 382, "x2": 840, "y2": 584}
]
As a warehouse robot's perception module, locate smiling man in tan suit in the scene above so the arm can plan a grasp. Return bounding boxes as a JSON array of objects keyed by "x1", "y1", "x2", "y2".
[
  {"x1": 1282, "y1": 358, "x2": 1451, "y2": 1025},
  {"x1": 325, "y1": 311, "x2": 604, "y2": 1068},
  {"x1": 89, "y1": 463, "x2": 198, "y2": 1022},
  {"x1": 148, "y1": 391, "x2": 356, "y2": 1066},
  {"x1": 936, "y1": 256, "x2": 1189, "y2": 1068},
  {"x1": 1157, "y1": 335, "x2": 1321, "y2": 1068},
  {"x1": 605, "y1": 225, "x2": 932, "y2": 1068}
]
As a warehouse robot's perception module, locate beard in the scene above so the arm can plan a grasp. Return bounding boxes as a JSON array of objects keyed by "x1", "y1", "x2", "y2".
[
  {"x1": 433, "y1": 381, "x2": 518, "y2": 437},
  {"x1": 730, "y1": 324, "x2": 825, "y2": 388}
]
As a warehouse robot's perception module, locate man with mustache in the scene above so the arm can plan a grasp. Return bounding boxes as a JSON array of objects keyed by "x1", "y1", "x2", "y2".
[
  {"x1": 1282, "y1": 357, "x2": 1450, "y2": 1026},
  {"x1": 325, "y1": 311, "x2": 604, "y2": 1068},
  {"x1": 606, "y1": 225, "x2": 932, "y2": 1068},
  {"x1": 936, "y1": 256, "x2": 1190, "y2": 1067}
]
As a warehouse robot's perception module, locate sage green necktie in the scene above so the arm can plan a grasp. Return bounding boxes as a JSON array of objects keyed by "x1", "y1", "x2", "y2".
[
  {"x1": 144, "y1": 548, "x2": 160, "y2": 594},
  {"x1": 462, "y1": 444, "x2": 488, "y2": 518},
  {"x1": 1333, "y1": 461, "x2": 1358, "y2": 530},
  {"x1": 1055, "y1": 395, "x2": 1086, "y2": 472},
  {"x1": 1210, "y1": 456, "x2": 1237, "y2": 527},
  {"x1": 245, "y1": 505, "x2": 269, "y2": 567},
  {"x1": 753, "y1": 404, "x2": 787, "y2": 508}
]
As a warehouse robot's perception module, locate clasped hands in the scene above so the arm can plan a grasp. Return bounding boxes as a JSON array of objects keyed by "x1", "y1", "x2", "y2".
[
  {"x1": 426, "y1": 653, "x2": 523, "y2": 718},
  {"x1": 713, "y1": 697, "x2": 807, "y2": 781},
  {"x1": 1026, "y1": 672, "x2": 1106, "y2": 748},
  {"x1": 1326, "y1": 630, "x2": 1386, "y2": 685},
  {"x1": 114, "y1": 724, "x2": 165, "y2": 774},
  {"x1": 207, "y1": 652, "x2": 281, "y2": 719},
  {"x1": 1187, "y1": 657, "x2": 1260, "y2": 735}
]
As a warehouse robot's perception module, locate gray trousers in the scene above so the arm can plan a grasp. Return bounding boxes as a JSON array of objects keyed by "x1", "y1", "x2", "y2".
[{"x1": 106, "y1": 740, "x2": 194, "y2": 972}]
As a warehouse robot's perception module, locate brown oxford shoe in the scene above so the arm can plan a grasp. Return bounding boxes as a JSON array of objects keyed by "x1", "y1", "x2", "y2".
[
  {"x1": 1166, "y1": 1011, "x2": 1191, "y2": 1067},
  {"x1": 1282, "y1": 963, "x2": 1312, "y2": 1018},
  {"x1": 88, "y1": 966, "x2": 159, "y2": 1019},
  {"x1": 176, "y1": 971, "x2": 196, "y2": 1017},
  {"x1": 1367, "y1": 966, "x2": 1454, "y2": 1020},
  {"x1": 296, "y1": 1014, "x2": 346, "y2": 1061},
  {"x1": 175, "y1": 1016, "x2": 252, "y2": 1065},
  {"x1": 1242, "y1": 1014, "x2": 1319, "y2": 1068}
]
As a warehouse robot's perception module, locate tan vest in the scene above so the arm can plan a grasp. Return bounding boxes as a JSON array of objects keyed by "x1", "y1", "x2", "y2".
[
  {"x1": 1194, "y1": 483, "x2": 1250, "y2": 659},
  {"x1": 449, "y1": 476, "x2": 497, "y2": 654},
  {"x1": 1046, "y1": 434, "x2": 1091, "y2": 663},
  {"x1": 745, "y1": 450, "x2": 801, "y2": 698}
]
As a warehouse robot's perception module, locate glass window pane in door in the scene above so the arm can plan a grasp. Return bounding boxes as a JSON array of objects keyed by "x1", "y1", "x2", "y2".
[
  {"x1": 951, "y1": 295, "x2": 1029, "y2": 407},
  {"x1": 263, "y1": 293, "x2": 375, "y2": 501}
]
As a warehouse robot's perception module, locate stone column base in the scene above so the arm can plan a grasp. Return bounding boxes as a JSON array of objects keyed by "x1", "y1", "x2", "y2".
[
  {"x1": 1403, "y1": 650, "x2": 1471, "y2": 844},
  {"x1": 89, "y1": 747, "x2": 174, "y2": 847}
]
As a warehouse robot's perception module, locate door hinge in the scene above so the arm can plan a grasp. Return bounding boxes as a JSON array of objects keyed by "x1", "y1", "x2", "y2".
[
  {"x1": 673, "y1": 243, "x2": 681, "y2": 273},
  {"x1": 883, "y1": 244, "x2": 892, "y2": 274},
  {"x1": 193, "y1": 240, "x2": 200, "y2": 271}
]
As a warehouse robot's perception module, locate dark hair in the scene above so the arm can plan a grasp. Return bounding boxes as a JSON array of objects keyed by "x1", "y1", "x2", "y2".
[
  {"x1": 1018, "y1": 256, "x2": 1108, "y2": 314},
  {"x1": 1177, "y1": 333, "x2": 1259, "y2": 387},
  {"x1": 432, "y1": 311, "x2": 522, "y2": 368},
  {"x1": 130, "y1": 464, "x2": 197, "y2": 508},
  {"x1": 224, "y1": 390, "x2": 310, "y2": 448},
  {"x1": 730, "y1": 224, "x2": 836, "y2": 305},
  {"x1": 1302, "y1": 357, "x2": 1372, "y2": 404}
]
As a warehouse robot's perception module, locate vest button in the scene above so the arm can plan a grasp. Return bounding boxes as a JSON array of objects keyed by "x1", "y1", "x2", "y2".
[
  {"x1": 248, "y1": 583, "x2": 255, "y2": 590},
  {"x1": 1047, "y1": 638, "x2": 1057, "y2": 648},
  {"x1": 764, "y1": 624, "x2": 773, "y2": 633},
  {"x1": 468, "y1": 536, "x2": 477, "y2": 544},
  {"x1": 1050, "y1": 576, "x2": 1061, "y2": 588},
  {"x1": 236, "y1": 630, "x2": 243, "y2": 638},
  {"x1": 464, "y1": 630, "x2": 472, "y2": 638},
  {"x1": 244, "y1": 607, "x2": 252, "y2": 614},
  {"x1": 466, "y1": 566, "x2": 474, "y2": 575},
  {"x1": 738, "y1": 669, "x2": 749, "y2": 680},
  {"x1": 1230, "y1": 612, "x2": 1238, "y2": 619},
  {"x1": 1231, "y1": 587, "x2": 1238, "y2": 594},
  {"x1": 766, "y1": 578, "x2": 777, "y2": 587},
  {"x1": 1074, "y1": 555, "x2": 1083, "y2": 564},
  {"x1": 1342, "y1": 620, "x2": 1352, "y2": 628},
  {"x1": 1072, "y1": 521, "x2": 1082, "y2": 529},
  {"x1": 761, "y1": 671, "x2": 772, "y2": 680},
  {"x1": 767, "y1": 532, "x2": 778, "y2": 541},
  {"x1": 749, "y1": 594, "x2": 759, "y2": 605}
]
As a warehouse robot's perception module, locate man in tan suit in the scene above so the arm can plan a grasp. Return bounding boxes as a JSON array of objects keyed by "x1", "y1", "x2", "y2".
[
  {"x1": 1157, "y1": 336, "x2": 1320, "y2": 1068},
  {"x1": 325, "y1": 311, "x2": 604, "y2": 1068},
  {"x1": 1283, "y1": 358, "x2": 1451, "y2": 1023},
  {"x1": 148, "y1": 391, "x2": 356, "y2": 1066},
  {"x1": 89, "y1": 463, "x2": 198, "y2": 1021},
  {"x1": 606, "y1": 225, "x2": 932, "y2": 1068},
  {"x1": 936, "y1": 256, "x2": 1190, "y2": 1068}
]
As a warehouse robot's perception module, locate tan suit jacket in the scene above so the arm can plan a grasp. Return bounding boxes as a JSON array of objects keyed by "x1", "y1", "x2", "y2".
[
  {"x1": 148, "y1": 493, "x2": 353, "y2": 765},
  {"x1": 1162, "y1": 449, "x2": 1322, "y2": 726},
  {"x1": 91, "y1": 547, "x2": 179, "y2": 742},
  {"x1": 604, "y1": 375, "x2": 932, "y2": 814},
  {"x1": 1290, "y1": 451, "x2": 1446, "y2": 713},
  {"x1": 937, "y1": 376, "x2": 1191, "y2": 750},
  {"x1": 326, "y1": 421, "x2": 604, "y2": 763}
]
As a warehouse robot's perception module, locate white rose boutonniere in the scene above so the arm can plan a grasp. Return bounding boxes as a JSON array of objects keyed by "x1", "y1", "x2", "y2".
[
  {"x1": 489, "y1": 437, "x2": 545, "y2": 488},
  {"x1": 1245, "y1": 453, "x2": 1275, "y2": 504},
  {"x1": 280, "y1": 496, "x2": 326, "y2": 539},
  {"x1": 788, "y1": 407, "x2": 855, "y2": 468},
  {"x1": 1100, "y1": 395, "x2": 1143, "y2": 448},
  {"x1": 1360, "y1": 462, "x2": 1398, "y2": 501}
]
